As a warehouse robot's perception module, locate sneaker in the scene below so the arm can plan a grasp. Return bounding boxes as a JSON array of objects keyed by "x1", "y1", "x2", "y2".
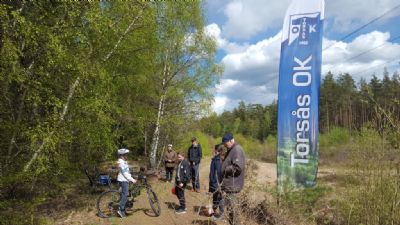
[
  {"x1": 175, "y1": 207, "x2": 187, "y2": 214},
  {"x1": 117, "y1": 209, "x2": 126, "y2": 218},
  {"x1": 195, "y1": 189, "x2": 200, "y2": 193}
]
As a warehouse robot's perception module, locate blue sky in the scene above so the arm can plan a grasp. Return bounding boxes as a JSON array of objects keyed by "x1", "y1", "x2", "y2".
[{"x1": 203, "y1": 0, "x2": 400, "y2": 113}]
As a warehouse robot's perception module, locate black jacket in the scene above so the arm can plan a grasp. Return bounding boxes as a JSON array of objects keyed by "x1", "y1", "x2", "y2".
[
  {"x1": 175, "y1": 159, "x2": 191, "y2": 184},
  {"x1": 220, "y1": 143, "x2": 246, "y2": 193},
  {"x1": 209, "y1": 154, "x2": 221, "y2": 193},
  {"x1": 187, "y1": 144, "x2": 202, "y2": 164}
]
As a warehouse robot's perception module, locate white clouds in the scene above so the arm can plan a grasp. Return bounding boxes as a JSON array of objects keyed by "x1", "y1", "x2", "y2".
[
  {"x1": 322, "y1": 31, "x2": 400, "y2": 81},
  {"x1": 212, "y1": 30, "x2": 400, "y2": 113},
  {"x1": 213, "y1": 0, "x2": 399, "y2": 40},
  {"x1": 205, "y1": 23, "x2": 249, "y2": 54},
  {"x1": 326, "y1": 0, "x2": 400, "y2": 32},
  {"x1": 222, "y1": 0, "x2": 291, "y2": 39}
]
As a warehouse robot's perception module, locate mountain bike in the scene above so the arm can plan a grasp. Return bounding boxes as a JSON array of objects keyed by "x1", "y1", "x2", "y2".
[{"x1": 96, "y1": 171, "x2": 161, "y2": 218}]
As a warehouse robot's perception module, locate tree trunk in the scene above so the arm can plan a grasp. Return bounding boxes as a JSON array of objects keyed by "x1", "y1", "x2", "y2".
[
  {"x1": 149, "y1": 51, "x2": 170, "y2": 168},
  {"x1": 24, "y1": 77, "x2": 80, "y2": 172},
  {"x1": 149, "y1": 79, "x2": 166, "y2": 168}
]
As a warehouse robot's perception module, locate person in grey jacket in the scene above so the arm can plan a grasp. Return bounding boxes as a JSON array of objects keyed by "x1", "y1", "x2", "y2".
[
  {"x1": 220, "y1": 133, "x2": 246, "y2": 225},
  {"x1": 187, "y1": 137, "x2": 202, "y2": 192},
  {"x1": 164, "y1": 144, "x2": 177, "y2": 182}
]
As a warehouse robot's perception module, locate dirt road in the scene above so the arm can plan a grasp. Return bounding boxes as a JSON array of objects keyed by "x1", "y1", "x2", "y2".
[{"x1": 55, "y1": 158, "x2": 277, "y2": 225}]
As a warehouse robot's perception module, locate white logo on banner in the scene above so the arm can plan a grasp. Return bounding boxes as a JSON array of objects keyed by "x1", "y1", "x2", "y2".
[{"x1": 289, "y1": 13, "x2": 319, "y2": 46}]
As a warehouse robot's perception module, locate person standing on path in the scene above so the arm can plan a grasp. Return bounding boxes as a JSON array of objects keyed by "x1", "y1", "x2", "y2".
[
  {"x1": 220, "y1": 133, "x2": 246, "y2": 225},
  {"x1": 175, "y1": 152, "x2": 191, "y2": 214},
  {"x1": 116, "y1": 148, "x2": 137, "y2": 218},
  {"x1": 209, "y1": 144, "x2": 224, "y2": 221},
  {"x1": 164, "y1": 144, "x2": 177, "y2": 182},
  {"x1": 187, "y1": 137, "x2": 202, "y2": 192}
]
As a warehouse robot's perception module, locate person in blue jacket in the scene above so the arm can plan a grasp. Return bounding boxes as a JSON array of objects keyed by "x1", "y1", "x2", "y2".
[{"x1": 209, "y1": 144, "x2": 224, "y2": 220}]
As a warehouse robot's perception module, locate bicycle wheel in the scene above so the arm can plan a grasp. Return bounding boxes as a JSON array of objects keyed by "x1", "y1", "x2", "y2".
[
  {"x1": 146, "y1": 187, "x2": 161, "y2": 216},
  {"x1": 97, "y1": 189, "x2": 120, "y2": 218}
]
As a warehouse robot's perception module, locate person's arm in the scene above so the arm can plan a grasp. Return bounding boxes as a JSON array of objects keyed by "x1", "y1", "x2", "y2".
[
  {"x1": 187, "y1": 147, "x2": 191, "y2": 162},
  {"x1": 215, "y1": 159, "x2": 221, "y2": 185},
  {"x1": 119, "y1": 161, "x2": 137, "y2": 183},
  {"x1": 198, "y1": 145, "x2": 202, "y2": 164},
  {"x1": 172, "y1": 152, "x2": 177, "y2": 163},
  {"x1": 223, "y1": 150, "x2": 244, "y2": 177},
  {"x1": 164, "y1": 153, "x2": 168, "y2": 162}
]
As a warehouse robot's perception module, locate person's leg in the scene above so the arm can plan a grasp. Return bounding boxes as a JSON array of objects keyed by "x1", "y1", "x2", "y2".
[
  {"x1": 217, "y1": 191, "x2": 225, "y2": 215},
  {"x1": 212, "y1": 191, "x2": 219, "y2": 212},
  {"x1": 212, "y1": 191, "x2": 224, "y2": 220},
  {"x1": 168, "y1": 167, "x2": 174, "y2": 182},
  {"x1": 225, "y1": 192, "x2": 240, "y2": 225},
  {"x1": 190, "y1": 164, "x2": 196, "y2": 189},
  {"x1": 175, "y1": 184, "x2": 186, "y2": 209},
  {"x1": 165, "y1": 167, "x2": 170, "y2": 181},
  {"x1": 229, "y1": 193, "x2": 240, "y2": 225},
  {"x1": 119, "y1": 182, "x2": 129, "y2": 216},
  {"x1": 194, "y1": 163, "x2": 200, "y2": 190}
]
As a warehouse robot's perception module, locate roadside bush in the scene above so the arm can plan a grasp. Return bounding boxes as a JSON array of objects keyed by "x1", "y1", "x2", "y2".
[
  {"x1": 319, "y1": 127, "x2": 352, "y2": 165},
  {"x1": 335, "y1": 127, "x2": 400, "y2": 225}
]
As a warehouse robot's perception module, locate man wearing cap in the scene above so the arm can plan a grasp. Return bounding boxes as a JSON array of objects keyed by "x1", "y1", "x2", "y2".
[
  {"x1": 164, "y1": 144, "x2": 177, "y2": 182},
  {"x1": 220, "y1": 133, "x2": 246, "y2": 225},
  {"x1": 117, "y1": 148, "x2": 137, "y2": 218},
  {"x1": 187, "y1": 137, "x2": 202, "y2": 192}
]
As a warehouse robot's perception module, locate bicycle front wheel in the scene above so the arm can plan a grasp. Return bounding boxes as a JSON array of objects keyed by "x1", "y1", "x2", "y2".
[
  {"x1": 146, "y1": 187, "x2": 161, "y2": 216},
  {"x1": 96, "y1": 189, "x2": 120, "y2": 218}
]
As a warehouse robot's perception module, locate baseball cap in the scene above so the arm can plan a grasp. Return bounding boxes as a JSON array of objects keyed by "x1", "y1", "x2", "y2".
[{"x1": 221, "y1": 133, "x2": 233, "y2": 144}]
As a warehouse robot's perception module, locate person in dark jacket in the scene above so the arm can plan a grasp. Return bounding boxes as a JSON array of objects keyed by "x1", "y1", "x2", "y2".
[
  {"x1": 164, "y1": 144, "x2": 177, "y2": 182},
  {"x1": 220, "y1": 133, "x2": 246, "y2": 225},
  {"x1": 175, "y1": 152, "x2": 191, "y2": 214},
  {"x1": 209, "y1": 144, "x2": 224, "y2": 221},
  {"x1": 187, "y1": 137, "x2": 202, "y2": 192}
]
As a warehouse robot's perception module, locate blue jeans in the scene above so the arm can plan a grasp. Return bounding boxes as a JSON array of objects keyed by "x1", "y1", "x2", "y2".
[
  {"x1": 190, "y1": 163, "x2": 200, "y2": 190},
  {"x1": 119, "y1": 181, "x2": 129, "y2": 211}
]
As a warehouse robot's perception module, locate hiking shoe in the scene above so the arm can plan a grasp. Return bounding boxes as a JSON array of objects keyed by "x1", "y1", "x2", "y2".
[
  {"x1": 175, "y1": 207, "x2": 187, "y2": 214},
  {"x1": 117, "y1": 209, "x2": 126, "y2": 218}
]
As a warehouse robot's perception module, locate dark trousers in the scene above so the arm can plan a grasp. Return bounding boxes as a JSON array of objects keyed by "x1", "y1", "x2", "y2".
[
  {"x1": 212, "y1": 190, "x2": 224, "y2": 214},
  {"x1": 165, "y1": 167, "x2": 174, "y2": 181},
  {"x1": 190, "y1": 163, "x2": 200, "y2": 190},
  {"x1": 119, "y1": 181, "x2": 129, "y2": 211},
  {"x1": 224, "y1": 192, "x2": 241, "y2": 225},
  {"x1": 175, "y1": 183, "x2": 187, "y2": 209}
]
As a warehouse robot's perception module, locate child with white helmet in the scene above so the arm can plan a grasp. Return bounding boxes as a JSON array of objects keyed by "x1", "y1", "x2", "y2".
[{"x1": 117, "y1": 148, "x2": 137, "y2": 218}]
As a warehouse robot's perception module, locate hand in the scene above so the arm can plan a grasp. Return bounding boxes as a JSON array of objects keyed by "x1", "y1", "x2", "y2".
[
  {"x1": 131, "y1": 179, "x2": 137, "y2": 184},
  {"x1": 192, "y1": 162, "x2": 195, "y2": 166},
  {"x1": 179, "y1": 183, "x2": 183, "y2": 188}
]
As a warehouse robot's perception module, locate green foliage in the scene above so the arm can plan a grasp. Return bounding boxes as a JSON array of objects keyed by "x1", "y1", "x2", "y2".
[
  {"x1": 332, "y1": 127, "x2": 400, "y2": 225},
  {"x1": 319, "y1": 127, "x2": 351, "y2": 147},
  {"x1": 278, "y1": 186, "x2": 331, "y2": 217},
  {"x1": 0, "y1": 1, "x2": 219, "y2": 221}
]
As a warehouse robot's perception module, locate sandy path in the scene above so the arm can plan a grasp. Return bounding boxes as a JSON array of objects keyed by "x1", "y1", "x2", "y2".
[{"x1": 57, "y1": 158, "x2": 228, "y2": 225}]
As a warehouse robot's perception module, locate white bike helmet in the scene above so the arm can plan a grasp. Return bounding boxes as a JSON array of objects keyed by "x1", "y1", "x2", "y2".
[{"x1": 117, "y1": 148, "x2": 130, "y2": 155}]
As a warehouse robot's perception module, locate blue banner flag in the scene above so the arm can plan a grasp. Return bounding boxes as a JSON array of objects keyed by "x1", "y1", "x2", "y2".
[{"x1": 277, "y1": 0, "x2": 325, "y2": 190}]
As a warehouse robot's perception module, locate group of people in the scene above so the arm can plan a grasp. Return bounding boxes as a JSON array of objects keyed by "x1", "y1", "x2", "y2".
[
  {"x1": 165, "y1": 133, "x2": 246, "y2": 225},
  {"x1": 115, "y1": 132, "x2": 246, "y2": 225}
]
